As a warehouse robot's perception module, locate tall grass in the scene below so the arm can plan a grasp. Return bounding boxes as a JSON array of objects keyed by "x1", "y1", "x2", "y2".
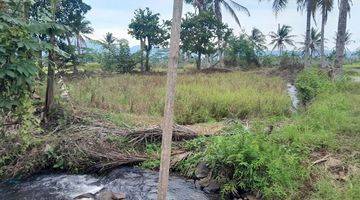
[
  {"x1": 176, "y1": 72, "x2": 360, "y2": 199},
  {"x1": 67, "y1": 72, "x2": 291, "y2": 124}
]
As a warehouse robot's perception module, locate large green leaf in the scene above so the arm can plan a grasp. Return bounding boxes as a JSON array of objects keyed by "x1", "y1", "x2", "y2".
[{"x1": 5, "y1": 70, "x2": 16, "y2": 78}]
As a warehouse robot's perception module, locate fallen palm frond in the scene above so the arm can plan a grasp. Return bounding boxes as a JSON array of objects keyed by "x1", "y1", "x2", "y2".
[{"x1": 126, "y1": 125, "x2": 197, "y2": 145}]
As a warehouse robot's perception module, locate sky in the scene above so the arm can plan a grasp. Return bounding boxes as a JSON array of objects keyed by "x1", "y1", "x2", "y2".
[{"x1": 83, "y1": 0, "x2": 360, "y2": 51}]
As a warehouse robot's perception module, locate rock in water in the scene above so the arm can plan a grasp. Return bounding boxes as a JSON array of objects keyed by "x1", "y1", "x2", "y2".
[
  {"x1": 203, "y1": 179, "x2": 220, "y2": 194},
  {"x1": 96, "y1": 188, "x2": 126, "y2": 200},
  {"x1": 195, "y1": 162, "x2": 210, "y2": 179},
  {"x1": 113, "y1": 192, "x2": 126, "y2": 200},
  {"x1": 74, "y1": 193, "x2": 96, "y2": 200}
]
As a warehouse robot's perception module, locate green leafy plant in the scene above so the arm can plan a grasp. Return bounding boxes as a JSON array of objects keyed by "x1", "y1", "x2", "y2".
[{"x1": 295, "y1": 68, "x2": 332, "y2": 104}]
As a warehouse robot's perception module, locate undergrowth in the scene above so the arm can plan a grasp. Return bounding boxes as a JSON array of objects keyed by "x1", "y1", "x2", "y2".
[{"x1": 176, "y1": 71, "x2": 360, "y2": 199}]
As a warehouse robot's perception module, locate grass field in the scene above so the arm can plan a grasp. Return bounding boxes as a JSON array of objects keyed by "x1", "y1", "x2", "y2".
[
  {"x1": 67, "y1": 72, "x2": 291, "y2": 125},
  {"x1": 175, "y1": 71, "x2": 360, "y2": 199}
]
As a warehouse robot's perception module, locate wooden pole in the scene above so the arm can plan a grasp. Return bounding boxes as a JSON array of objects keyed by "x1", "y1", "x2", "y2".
[{"x1": 157, "y1": 0, "x2": 183, "y2": 199}]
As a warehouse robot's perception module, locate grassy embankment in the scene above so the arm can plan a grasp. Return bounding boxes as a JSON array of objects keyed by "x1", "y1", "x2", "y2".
[
  {"x1": 1, "y1": 68, "x2": 358, "y2": 200},
  {"x1": 174, "y1": 69, "x2": 360, "y2": 199},
  {"x1": 0, "y1": 71, "x2": 291, "y2": 178},
  {"x1": 67, "y1": 68, "x2": 360, "y2": 199},
  {"x1": 344, "y1": 62, "x2": 360, "y2": 81}
]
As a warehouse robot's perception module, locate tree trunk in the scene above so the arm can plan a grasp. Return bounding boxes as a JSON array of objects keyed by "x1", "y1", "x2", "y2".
[
  {"x1": 217, "y1": 35, "x2": 224, "y2": 68},
  {"x1": 196, "y1": 52, "x2": 201, "y2": 70},
  {"x1": 145, "y1": 49, "x2": 151, "y2": 72},
  {"x1": 304, "y1": 0, "x2": 313, "y2": 68},
  {"x1": 73, "y1": 36, "x2": 80, "y2": 74},
  {"x1": 157, "y1": 0, "x2": 183, "y2": 199},
  {"x1": 45, "y1": 34, "x2": 56, "y2": 117},
  {"x1": 320, "y1": 8, "x2": 326, "y2": 68},
  {"x1": 219, "y1": 47, "x2": 224, "y2": 68},
  {"x1": 140, "y1": 39, "x2": 145, "y2": 73},
  {"x1": 214, "y1": 2, "x2": 224, "y2": 68},
  {"x1": 334, "y1": 0, "x2": 349, "y2": 78},
  {"x1": 77, "y1": 35, "x2": 81, "y2": 55}
]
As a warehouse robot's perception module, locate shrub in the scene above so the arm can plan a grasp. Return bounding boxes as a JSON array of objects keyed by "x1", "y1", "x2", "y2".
[
  {"x1": 100, "y1": 39, "x2": 136, "y2": 73},
  {"x1": 295, "y1": 68, "x2": 332, "y2": 104},
  {"x1": 224, "y1": 35, "x2": 260, "y2": 68},
  {"x1": 279, "y1": 53, "x2": 304, "y2": 71},
  {"x1": 178, "y1": 124, "x2": 307, "y2": 199}
]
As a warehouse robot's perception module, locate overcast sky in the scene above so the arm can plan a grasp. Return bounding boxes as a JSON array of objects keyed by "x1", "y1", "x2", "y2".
[{"x1": 84, "y1": 0, "x2": 360, "y2": 51}]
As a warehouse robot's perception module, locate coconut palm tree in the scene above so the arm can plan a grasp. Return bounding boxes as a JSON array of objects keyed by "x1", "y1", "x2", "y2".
[
  {"x1": 185, "y1": 0, "x2": 250, "y2": 25},
  {"x1": 71, "y1": 18, "x2": 93, "y2": 74},
  {"x1": 317, "y1": 0, "x2": 334, "y2": 67},
  {"x1": 334, "y1": 31, "x2": 353, "y2": 55},
  {"x1": 104, "y1": 32, "x2": 116, "y2": 47},
  {"x1": 212, "y1": 1, "x2": 250, "y2": 67},
  {"x1": 297, "y1": 0, "x2": 317, "y2": 67},
  {"x1": 212, "y1": 0, "x2": 250, "y2": 26},
  {"x1": 263, "y1": 0, "x2": 316, "y2": 66},
  {"x1": 73, "y1": 19, "x2": 93, "y2": 55},
  {"x1": 309, "y1": 28, "x2": 322, "y2": 57},
  {"x1": 213, "y1": 0, "x2": 250, "y2": 67},
  {"x1": 300, "y1": 28, "x2": 321, "y2": 58},
  {"x1": 334, "y1": 0, "x2": 352, "y2": 77},
  {"x1": 249, "y1": 28, "x2": 267, "y2": 53},
  {"x1": 269, "y1": 25, "x2": 296, "y2": 55}
]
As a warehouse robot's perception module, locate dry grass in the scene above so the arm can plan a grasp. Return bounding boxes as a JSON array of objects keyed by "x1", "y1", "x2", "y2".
[{"x1": 67, "y1": 72, "x2": 291, "y2": 125}]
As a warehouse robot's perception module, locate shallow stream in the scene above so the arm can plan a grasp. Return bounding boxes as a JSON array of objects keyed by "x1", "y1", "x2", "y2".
[
  {"x1": 0, "y1": 167, "x2": 210, "y2": 200},
  {"x1": 0, "y1": 84, "x2": 300, "y2": 200}
]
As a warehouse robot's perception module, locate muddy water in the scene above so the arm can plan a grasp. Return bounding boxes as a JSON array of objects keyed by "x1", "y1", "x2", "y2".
[{"x1": 0, "y1": 167, "x2": 210, "y2": 200}]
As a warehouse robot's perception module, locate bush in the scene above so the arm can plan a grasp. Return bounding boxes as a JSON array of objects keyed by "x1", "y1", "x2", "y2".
[
  {"x1": 224, "y1": 35, "x2": 260, "y2": 68},
  {"x1": 261, "y1": 55, "x2": 279, "y2": 67},
  {"x1": 279, "y1": 53, "x2": 304, "y2": 71},
  {"x1": 100, "y1": 39, "x2": 136, "y2": 73},
  {"x1": 295, "y1": 68, "x2": 332, "y2": 104},
  {"x1": 178, "y1": 124, "x2": 307, "y2": 199}
]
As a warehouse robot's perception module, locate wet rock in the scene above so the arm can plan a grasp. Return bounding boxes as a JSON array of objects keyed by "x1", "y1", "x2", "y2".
[
  {"x1": 198, "y1": 176, "x2": 211, "y2": 188},
  {"x1": 74, "y1": 193, "x2": 95, "y2": 200},
  {"x1": 195, "y1": 162, "x2": 210, "y2": 179},
  {"x1": 96, "y1": 188, "x2": 125, "y2": 200},
  {"x1": 112, "y1": 192, "x2": 126, "y2": 200},
  {"x1": 244, "y1": 194, "x2": 258, "y2": 200},
  {"x1": 203, "y1": 179, "x2": 220, "y2": 194}
]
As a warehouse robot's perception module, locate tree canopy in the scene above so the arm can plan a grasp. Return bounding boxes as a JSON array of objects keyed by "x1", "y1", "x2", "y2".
[
  {"x1": 181, "y1": 12, "x2": 229, "y2": 69},
  {"x1": 128, "y1": 7, "x2": 170, "y2": 72}
]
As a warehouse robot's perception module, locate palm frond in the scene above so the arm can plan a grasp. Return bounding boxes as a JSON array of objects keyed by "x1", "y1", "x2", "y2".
[
  {"x1": 228, "y1": 0, "x2": 250, "y2": 16},
  {"x1": 221, "y1": 0, "x2": 241, "y2": 27}
]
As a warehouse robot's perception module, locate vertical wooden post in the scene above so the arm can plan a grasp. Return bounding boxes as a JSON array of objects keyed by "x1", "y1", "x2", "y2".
[{"x1": 157, "y1": 0, "x2": 183, "y2": 199}]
